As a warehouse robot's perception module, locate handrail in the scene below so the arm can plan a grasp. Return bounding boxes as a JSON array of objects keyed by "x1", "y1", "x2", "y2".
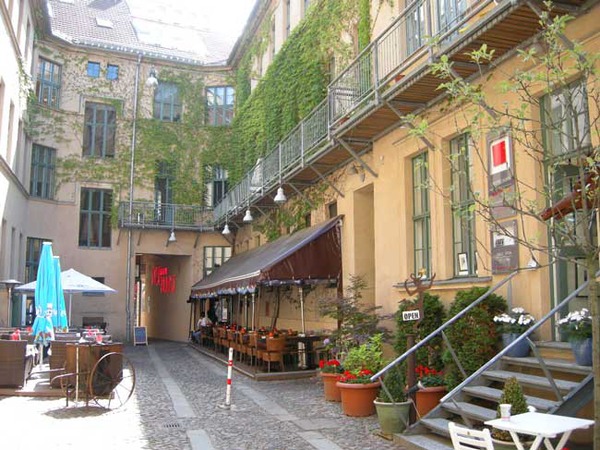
[
  {"x1": 439, "y1": 271, "x2": 597, "y2": 404},
  {"x1": 371, "y1": 269, "x2": 519, "y2": 381}
]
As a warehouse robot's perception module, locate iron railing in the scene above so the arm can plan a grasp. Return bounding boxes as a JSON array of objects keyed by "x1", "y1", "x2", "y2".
[
  {"x1": 213, "y1": 0, "x2": 497, "y2": 224},
  {"x1": 118, "y1": 201, "x2": 213, "y2": 231}
]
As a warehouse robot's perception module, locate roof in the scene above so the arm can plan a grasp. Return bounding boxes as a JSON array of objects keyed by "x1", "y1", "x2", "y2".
[
  {"x1": 191, "y1": 216, "x2": 342, "y2": 298},
  {"x1": 45, "y1": 0, "x2": 237, "y2": 65}
]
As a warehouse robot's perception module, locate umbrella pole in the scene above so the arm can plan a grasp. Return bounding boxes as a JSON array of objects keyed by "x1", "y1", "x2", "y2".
[
  {"x1": 298, "y1": 286, "x2": 306, "y2": 369},
  {"x1": 251, "y1": 293, "x2": 255, "y2": 331},
  {"x1": 68, "y1": 293, "x2": 72, "y2": 328},
  {"x1": 75, "y1": 345, "x2": 79, "y2": 404}
]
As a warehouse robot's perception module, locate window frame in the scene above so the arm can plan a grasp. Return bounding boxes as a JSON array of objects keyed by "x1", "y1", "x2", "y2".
[
  {"x1": 106, "y1": 64, "x2": 119, "y2": 80},
  {"x1": 79, "y1": 188, "x2": 112, "y2": 249},
  {"x1": 83, "y1": 102, "x2": 116, "y2": 158},
  {"x1": 30, "y1": 143, "x2": 56, "y2": 199},
  {"x1": 153, "y1": 82, "x2": 182, "y2": 122},
  {"x1": 36, "y1": 58, "x2": 61, "y2": 108},
  {"x1": 412, "y1": 152, "x2": 431, "y2": 277},
  {"x1": 205, "y1": 86, "x2": 235, "y2": 126},
  {"x1": 25, "y1": 237, "x2": 48, "y2": 282},
  {"x1": 203, "y1": 246, "x2": 232, "y2": 277},
  {"x1": 87, "y1": 61, "x2": 101, "y2": 78},
  {"x1": 450, "y1": 133, "x2": 476, "y2": 277}
]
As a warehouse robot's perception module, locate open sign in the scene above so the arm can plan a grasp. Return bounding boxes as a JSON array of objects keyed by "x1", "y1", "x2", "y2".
[{"x1": 402, "y1": 310, "x2": 420, "y2": 321}]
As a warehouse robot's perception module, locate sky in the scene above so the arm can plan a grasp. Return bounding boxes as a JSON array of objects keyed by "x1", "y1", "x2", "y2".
[{"x1": 126, "y1": 0, "x2": 257, "y2": 41}]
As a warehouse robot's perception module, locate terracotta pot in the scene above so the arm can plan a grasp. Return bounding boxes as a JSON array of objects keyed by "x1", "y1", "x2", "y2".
[
  {"x1": 415, "y1": 386, "x2": 446, "y2": 417},
  {"x1": 336, "y1": 381, "x2": 381, "y2": 417},
  {"x1": 320, "y1": 372, "x2": 341, "y2": 402}
]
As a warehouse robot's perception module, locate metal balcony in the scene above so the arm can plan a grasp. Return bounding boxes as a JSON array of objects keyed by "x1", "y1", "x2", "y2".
[
  {"x1": 213, "y1": 0, "x2": 588, "y2": 226},
  {"x1": 118, "y1": 201, "x2": 214, "y2": 232}
]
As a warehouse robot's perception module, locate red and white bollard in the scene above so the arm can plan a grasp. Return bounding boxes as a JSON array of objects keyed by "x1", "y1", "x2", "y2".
[{"x1": 219, "y1": 347, "x2": 234, "y2": 409}]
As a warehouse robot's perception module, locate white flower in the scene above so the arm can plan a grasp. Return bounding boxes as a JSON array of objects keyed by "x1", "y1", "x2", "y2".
[{"x1": 511, "y1": 307, "x2": 525, "y2": 314}]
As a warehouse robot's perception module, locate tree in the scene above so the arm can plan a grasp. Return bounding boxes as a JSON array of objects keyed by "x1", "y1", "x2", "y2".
[{"x1": 415, "y1": 6, "x2": 599, "y2": 445}]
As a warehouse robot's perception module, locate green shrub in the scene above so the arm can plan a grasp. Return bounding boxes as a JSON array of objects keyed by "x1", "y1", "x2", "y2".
[
  {"x1": 442, "y1": 287, "x2": 507, "y2": 389},
  {"x1": 377, "y1": 365, "x2": 407, "y2": 403},
  {"x1": 343, "y1": 333, "x2": 385, "y2": 375},
  {"x1": 492, "y1": 377, "x2": 528, "y2": 441},
  {"x1": 394, "y1": 293, "x2": 446, "y2": 371}
]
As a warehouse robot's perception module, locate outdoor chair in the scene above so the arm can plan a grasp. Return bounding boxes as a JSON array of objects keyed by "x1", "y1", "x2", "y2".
[
  {"x1": 259, "y1": 336, "x2": 287, "y2": 372},
  {"x1": 448, "y1": 422, "x2": 495, "y2": 450},
  {"x1": 0, "y1": 340, "x2": 33, "y2": 388}
]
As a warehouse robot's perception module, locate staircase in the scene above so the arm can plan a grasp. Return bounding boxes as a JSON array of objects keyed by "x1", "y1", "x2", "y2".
[
  {"x1": 371, "y1": 271, "x2": 595, "y2": 450},
  {"x1": 396, "y1": 342, "x2": 593, "y2": 450}
]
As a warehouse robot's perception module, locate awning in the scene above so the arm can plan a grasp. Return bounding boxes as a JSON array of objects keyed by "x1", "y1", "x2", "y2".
[{"x1": 191, "y1": 216, "x2": 342, "y2": 298}]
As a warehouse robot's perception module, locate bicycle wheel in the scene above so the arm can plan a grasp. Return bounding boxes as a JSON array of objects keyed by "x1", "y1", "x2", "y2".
[{"x1": 88, "y1": 352, "x2": 136, "y2": 409}]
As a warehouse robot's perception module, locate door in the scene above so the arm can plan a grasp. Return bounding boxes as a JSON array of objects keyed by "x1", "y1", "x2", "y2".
[{"x1": 154, "y1": 162, "x2": 174, "y2": 225}]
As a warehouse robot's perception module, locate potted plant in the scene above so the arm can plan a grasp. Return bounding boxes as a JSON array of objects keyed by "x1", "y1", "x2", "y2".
[
  {"x1": 319, "y1": 358, "x2": 343, "y2": 402},
  {"x1": 490, "y1": 377, "x2": 529, "y2": 449},
  {"x1": 336, "y1": 334, "x2": 385, "y2": 417},
  {"x1": 374, "y1": 366, "x2": 411, "y2": 435},
  {"x1": 414, "y1": 364, "x2": 447, "y2": 417},
  {"x1": 493, "y1": 307, "x2": 536, "y2": 357},
  {"x1": 557, "y1": 308, "x2": 593, "y2": 366}
]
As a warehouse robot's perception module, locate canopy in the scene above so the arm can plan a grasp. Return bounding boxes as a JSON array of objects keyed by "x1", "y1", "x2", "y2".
[
  {"x1": 16, "y1": 268, "x2": 117, "y2": 294},
  {"x1": 191, "y1": 216, "x2": 342, "y2": 298}
]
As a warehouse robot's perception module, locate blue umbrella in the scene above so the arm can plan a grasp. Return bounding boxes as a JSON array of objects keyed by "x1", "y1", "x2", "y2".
[
  {"x1": 31, "y1": 242, "x2": 57, "y2": 347},
  {"x1": 53, "y1": 256, "x2": 68, "y2": 331}
]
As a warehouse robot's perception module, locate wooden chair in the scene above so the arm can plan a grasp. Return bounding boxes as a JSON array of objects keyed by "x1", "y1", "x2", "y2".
[
  {"x1": 259, "y1": 336, "x2": 287, "y2": 372},
  {"x1": 0, "y1": 340, "x2": 33, "y2": 388},
  {"x1": 448, "y1": 422, "x2": 494, "y2": 450}
]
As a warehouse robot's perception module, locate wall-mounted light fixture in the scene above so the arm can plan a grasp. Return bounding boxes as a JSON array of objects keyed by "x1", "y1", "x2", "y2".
[
  {"x1": 243, "y1": 207, "x2": 253, "y2": 223},
  {"x1": 222, "y1": 223, "x2": 231, "y2": 235},
  {"x1": 146, "y1": 67, "x2": 159, "y2": 88}
]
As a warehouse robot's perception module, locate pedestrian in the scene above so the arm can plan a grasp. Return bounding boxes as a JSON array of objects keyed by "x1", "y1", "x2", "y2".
[{"x1": 192, "y1": 312, "x2": 212, "y2": 344}]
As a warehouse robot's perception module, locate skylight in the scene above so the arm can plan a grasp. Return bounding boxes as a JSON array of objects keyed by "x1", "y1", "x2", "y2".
[{"x1": 96, "y1": 17, "x2": 114, "y2": 29}]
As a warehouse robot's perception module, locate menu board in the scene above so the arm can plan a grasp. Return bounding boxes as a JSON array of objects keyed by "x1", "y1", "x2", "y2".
[{"x1": 134, "y1": 326, "x2": 148, "y2": 346}]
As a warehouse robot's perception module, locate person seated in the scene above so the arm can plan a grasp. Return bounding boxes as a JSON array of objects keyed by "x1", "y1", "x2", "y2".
[{"x1": 192, "y1": 313, "x2": 212, "y2": 344}]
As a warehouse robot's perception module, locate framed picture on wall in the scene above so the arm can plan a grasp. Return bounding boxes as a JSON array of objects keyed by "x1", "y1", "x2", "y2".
[{"x1": 458, "y1": 252, "x2": 469, "y2": 276}]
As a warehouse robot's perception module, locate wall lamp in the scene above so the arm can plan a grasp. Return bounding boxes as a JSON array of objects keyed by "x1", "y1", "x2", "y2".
[
  {"x1": 274, "y1": 186, "x2": 287, "y2": 204},
  {"x1": 146, "y1": 67, "x2": 159, "y2": 88}
]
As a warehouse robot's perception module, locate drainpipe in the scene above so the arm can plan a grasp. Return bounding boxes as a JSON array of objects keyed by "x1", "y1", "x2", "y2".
[{"x1": 125, "y1": 53, "x2": 142, "y2": 342}]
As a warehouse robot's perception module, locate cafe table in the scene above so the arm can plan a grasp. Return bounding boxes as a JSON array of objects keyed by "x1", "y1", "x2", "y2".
[{"x1": 485, "y1": 411, "x2": 594, "y2": 450}]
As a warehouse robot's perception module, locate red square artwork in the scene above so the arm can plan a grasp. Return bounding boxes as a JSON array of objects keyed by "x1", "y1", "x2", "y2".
[{"x1": 492, "y1": 140, "x2": 507, "y2": 167}]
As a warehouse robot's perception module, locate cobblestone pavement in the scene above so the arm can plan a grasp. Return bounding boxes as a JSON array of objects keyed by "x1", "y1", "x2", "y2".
[{"x1": 0, "y1": 341, "x2": 406, "y2": 450}]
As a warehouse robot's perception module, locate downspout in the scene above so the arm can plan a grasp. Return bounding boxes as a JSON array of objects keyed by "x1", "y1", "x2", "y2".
[{"x1": 125, "y1": 53, "x2": 142, "y2": 342}]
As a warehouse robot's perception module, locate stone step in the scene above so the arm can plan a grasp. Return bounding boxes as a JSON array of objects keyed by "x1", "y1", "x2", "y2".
[
  {"x1": 442, "y1": 401, "x2": 496, "y2": 422},
  {"x1": 483, "y1": 369, "x2": 579, "y2": 393},
  {"x1": 534, "y1": 341, "x2": 574, "y2": 361},
  {"x1": 395, "y1": 432, "x2": 454, "y2": 450},
  {"x1": 462, "y1": 385, "x2": 558, "y2": 411},
  {"x1": 502, "y1": 355, "x2": 592, "y2": 376}
]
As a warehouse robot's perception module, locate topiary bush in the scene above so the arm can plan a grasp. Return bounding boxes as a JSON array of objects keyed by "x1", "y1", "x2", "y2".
[
  {"x1": 442, "y1": 287, "x2": 507, "y2": 389},
  {"x1": 394, "y1": 292, "x2": 446, "y2": 371},
  {"x1": 491, "y1": 377, "x2": 528, "y2": 441},
  {"x1": 377, "y1": 365, "x2": 407, "y2": 403}
]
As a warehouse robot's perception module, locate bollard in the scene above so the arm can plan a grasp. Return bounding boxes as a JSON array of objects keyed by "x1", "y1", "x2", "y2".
[{"x1": 218, "y1": 347, "x2": 234, "y2": 410}]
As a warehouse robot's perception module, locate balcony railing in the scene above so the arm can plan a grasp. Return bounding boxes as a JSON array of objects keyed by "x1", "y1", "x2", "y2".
[
  {"x1": 118, "y1": 201, "x2": 214, "y2": 231},
  {"x1": 213, "y1": 0, "x2": 512, "y2": 224}
]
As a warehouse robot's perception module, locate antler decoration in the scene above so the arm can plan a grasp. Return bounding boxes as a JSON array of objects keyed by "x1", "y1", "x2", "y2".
[{"x1": 404, "y1": 271, "x2": 436, "y2": 297}]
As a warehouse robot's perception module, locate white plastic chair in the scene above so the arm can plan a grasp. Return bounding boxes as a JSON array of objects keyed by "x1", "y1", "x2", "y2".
[{"x1": 448, "y1": 422, "x2": 495, "y2": 450}]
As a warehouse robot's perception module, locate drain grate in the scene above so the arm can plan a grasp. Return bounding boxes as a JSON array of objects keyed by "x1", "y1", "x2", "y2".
[{"x1": 163, "y1": 422, "x2": 182, "y2": 429}]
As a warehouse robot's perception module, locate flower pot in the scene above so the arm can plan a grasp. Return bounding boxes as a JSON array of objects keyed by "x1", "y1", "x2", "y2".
[
  {"x1": 336, "y1": 381, "x2": 381, "y2": 417},
  {"x1": 415, "y1": 386, "x2": 446, "y2": 417},
  {"x1": 571, "y1": 337, "x2": 592, "y2": 366},
  {"x1": 374, "y1": 400, "x2": 411, "y2": 435},
  {"x1": 502, "y1": 333, "x2": 530, "y2": 357},
  {"x1": 320, "y1": 372, "x2": 341, "y2": 402}
]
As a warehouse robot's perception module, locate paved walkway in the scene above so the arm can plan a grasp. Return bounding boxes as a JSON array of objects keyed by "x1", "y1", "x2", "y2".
[{"x1": 0, "y1": 341, "x2": 404, "y2": 450}]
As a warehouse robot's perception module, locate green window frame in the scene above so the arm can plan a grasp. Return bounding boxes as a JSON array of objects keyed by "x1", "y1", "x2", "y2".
[
  {"x1": 412, "y1": 152, "x2": 431, "y2": 277},
  {"x1": 154, "y1": 82, "x2": 182, "y2": 122},
  {"x1": 83, "y1": 102, "x2": 116, "y2": 157},
  {"x1": 451, "y1": 133, "x2": 476, "y2": 276},
  {"x1": 204, "y1": 246, "x2": 232, "y2": 277},
  {"x1": 30, "y1": 143, "x2": 56, "y2": 199},
  {"x1": 206, "y1": 86, "x2": 235, "y2": 126},
  {"x1": 79, "y1": 188, "x2": 112, "y2": 248},
  {"x1": 25, "y1": 237, "x2": 47, "y2": 282},
  {"x1": 36, "y1": 58, "x2": 61, "y2": 108}
]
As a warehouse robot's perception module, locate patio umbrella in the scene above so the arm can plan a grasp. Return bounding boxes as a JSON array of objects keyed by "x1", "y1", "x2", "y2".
[
  {"x1": 16, "y1": 268, "x2": 116, "y2": 324},
  {"x1": 53, "y1": 257, "x2": 68, "y2": 331},
  {"x1": 30, "y1": 242, "x2": 57, "y2": 359}
]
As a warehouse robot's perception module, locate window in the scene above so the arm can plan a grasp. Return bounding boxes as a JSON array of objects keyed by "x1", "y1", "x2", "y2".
[
  {"x1": 205, "y1": 165, "x2": 228, "y2": 207},
  {"x1": 36, "y1": 58, "x2": 61, "y2": 108},
  {"x1": 406, "y1": 3, "x2": 425, "y2": 55},
  {"x1": 87, "y1": 61, "x2": 100, "y2": 78},
  {"x1": 451, "y1": 134, "x2": 476, "y2": 276},
  {"x1": 541, "y1": 80, "x2": 590, "y2": 159},
  {"x1": 83, "y1": 102, "x2": 116, "y2": 157},
  {"x1": 328, "y1": 201, "x2": 338, "y2": 218},
  {"x1": 79, "y1": 188, "x2": 112, "y2": 248},
  {"x1": 412, "y1": 153, "x2": 431, "y2": 277},
  {"x1": 285, "y1": 0, "x2": 291, "y2": 37},
  {"x1": 437, "y1": 0, "x2": 466, "y2": 34},
  {"x1": 25, "y1": 238, "x2": 47, "y2": 282},
  {"x1": 153, "y1": 82, "x2": 181, "y2": 122},
  {"x1": 106, "y1": 64, "x2": 119, "y2": 80},
  {"x1": 204, "y1": 246, "x2": 232, "y2": 276},
  {"x1": 30, "y1": 144, "x2": 56, "y2": 199},
  {"x1": 206, "y1": 86, "x2": 234, "y2": 126}
]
